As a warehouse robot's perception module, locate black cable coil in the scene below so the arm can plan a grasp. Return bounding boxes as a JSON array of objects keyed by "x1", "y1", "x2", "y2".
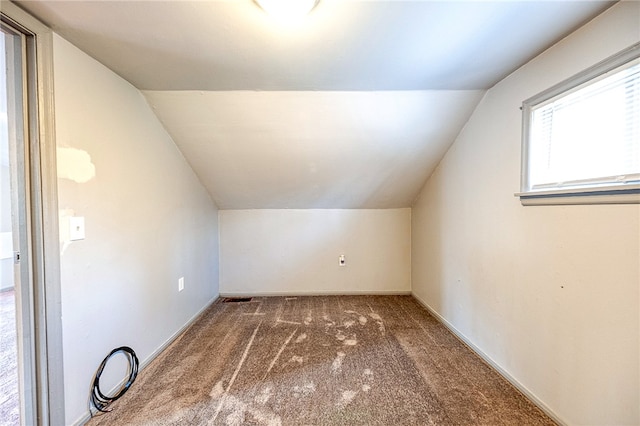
[{"x1": 90, "y1": 346, "x2": 139, "y2": 415}]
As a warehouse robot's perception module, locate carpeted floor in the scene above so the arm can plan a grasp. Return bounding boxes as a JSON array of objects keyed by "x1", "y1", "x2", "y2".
[
  {"x1": 88, "y1": 295, "x2": 556, "y2": 426},
  {"x1": 0, "y1": 289, "x2": 19, "y2": 426}
]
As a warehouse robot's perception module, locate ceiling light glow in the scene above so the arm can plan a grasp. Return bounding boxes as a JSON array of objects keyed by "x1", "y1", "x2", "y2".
[{"x1": 255, "y1": 0, "x2": 319, "y2": 21}]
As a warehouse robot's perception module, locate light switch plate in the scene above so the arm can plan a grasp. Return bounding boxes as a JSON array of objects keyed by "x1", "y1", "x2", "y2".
[{"x1": 69, "y1": 216, "x2": 85, "y2": 241}]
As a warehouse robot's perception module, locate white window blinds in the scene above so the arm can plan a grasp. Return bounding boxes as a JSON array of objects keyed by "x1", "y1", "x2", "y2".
[{"x1": 528, "y1": 58, "x2": 640, "y2": 190}]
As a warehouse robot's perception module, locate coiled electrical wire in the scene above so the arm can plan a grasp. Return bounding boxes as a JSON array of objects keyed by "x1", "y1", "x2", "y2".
[{"x1": 90, "y1": 346, "x2": 139, "y2": 415}]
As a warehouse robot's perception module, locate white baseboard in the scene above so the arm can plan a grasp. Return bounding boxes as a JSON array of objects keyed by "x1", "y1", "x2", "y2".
[
  {"x1": 138, "y1": 296, "x2": 220, "y2": 371},
  {"x1": 219, "y1": 290, "x2": 412, "y2": 298},
  {"x1": 410, "y1": 292, "x2": 566, "y2": 426},
  {"x1": 72, "y1": 295, "x2": 219, "y2": 426}
]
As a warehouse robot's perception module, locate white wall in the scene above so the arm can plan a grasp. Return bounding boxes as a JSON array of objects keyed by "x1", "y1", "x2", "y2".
[
  {"x1": 411, "y1": 3, "x2": 639, "y2": 425},
  {"x1": 52, "y1": 35, "x2": 220, "y2": 425},
  {"x1": 0, "y1": 166, "x2": 13, "y2": 290},
  {"x1": 221, "y1": 209, "x2": 410, "y2": 295},
  {"x1": 0, "y1": 33, "x2": 12, "y2": 291}
]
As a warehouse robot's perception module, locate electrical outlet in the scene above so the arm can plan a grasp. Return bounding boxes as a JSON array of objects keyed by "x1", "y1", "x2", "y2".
[
  {"x1": 339, "y1": 254, "x2": 346, "y2": 266},
  {"x1": 178, "y1": 277, "x2": 184, "y2": 292}
]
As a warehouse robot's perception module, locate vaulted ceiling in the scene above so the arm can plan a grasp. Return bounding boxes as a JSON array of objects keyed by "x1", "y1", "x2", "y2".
[{"x1": 16, "y1": 0, "x2": 615, "y2": 208}]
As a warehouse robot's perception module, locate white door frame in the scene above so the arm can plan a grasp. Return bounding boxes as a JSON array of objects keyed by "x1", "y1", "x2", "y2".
[{"x1": 1, "y1": 2, "x2": 64, "y2": 425}]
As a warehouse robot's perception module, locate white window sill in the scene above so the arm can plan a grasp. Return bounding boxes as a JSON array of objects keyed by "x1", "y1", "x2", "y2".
[{"x1": 516, "y1": 184, "x2": 640, "y2": 206}]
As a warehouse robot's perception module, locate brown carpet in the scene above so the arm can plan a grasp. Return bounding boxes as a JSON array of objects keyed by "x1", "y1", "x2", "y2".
[
  {"x1": 87, "y1": 296, "x2": 555, "y2": 426},
  {"x1": 0, "y1": 289, "x2": 19, "y2": 426}
]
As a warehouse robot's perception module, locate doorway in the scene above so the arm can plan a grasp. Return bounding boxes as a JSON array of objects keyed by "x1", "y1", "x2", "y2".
[
  {"x1": 0, "y1": 6, "x2": 65, "y2": 425},
  {"x1": 1, "y1": 24, "x2": 35, "y2": 426}
]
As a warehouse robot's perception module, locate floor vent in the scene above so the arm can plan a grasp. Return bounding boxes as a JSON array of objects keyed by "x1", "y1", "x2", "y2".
[{"x1": 222, "y1": 297, "x2": 253, "y2": 303}]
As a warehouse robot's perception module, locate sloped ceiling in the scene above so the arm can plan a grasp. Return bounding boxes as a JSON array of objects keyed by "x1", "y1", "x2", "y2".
[
  {"x1": 144, "y1": 91, "x2": 484, "y2": 208},
  {"x1": 15, "y1": 0, "x2": 615, "y2": 209}
]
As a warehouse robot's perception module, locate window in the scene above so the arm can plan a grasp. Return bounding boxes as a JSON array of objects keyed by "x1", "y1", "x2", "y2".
[{"x1": 519, "y1": 42, "x2": 640, "y2": 205}]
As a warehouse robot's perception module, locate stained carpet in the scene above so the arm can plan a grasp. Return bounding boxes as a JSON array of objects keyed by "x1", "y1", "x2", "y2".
[{"x1": 87, "y1": 296, "x2": 555, "y2": 426}]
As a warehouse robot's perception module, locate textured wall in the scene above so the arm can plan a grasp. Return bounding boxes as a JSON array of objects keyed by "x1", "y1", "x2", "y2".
[{"x1": 412, "y1": 3, "x2": 639, "y2": 425}]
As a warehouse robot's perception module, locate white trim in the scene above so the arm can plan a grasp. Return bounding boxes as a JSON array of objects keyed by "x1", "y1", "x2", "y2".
[
  {"x1": 523, "y1": 42, "x2": 640, "y2": 108},
  {"x1": 70, "y1": 296, "x2": 220, "y2": 426},
  {"x1": 220, "y1": 290, "x2": 412, "y2": 298},
  {"x1": 516, "y1": 183, "x2": 640, "y2": 205},
  {"x1": 520, "y1": 42, "x2": 640, "y2": 204},
  {"x1": 518, "y1": 192, "x2": 640, "y2": 206},
  {"x1": 1, "y1": 3, "x2": 64, "y2": 425},
  {"x1": 516, "y1": 183, "x2": 640, "y2": 197},
  {"x1": 410, "y1": 292, "x2": 567, "y2": 426},
  {"x1": 32, "y1": 26, "x2": 66, "y2": 426}
]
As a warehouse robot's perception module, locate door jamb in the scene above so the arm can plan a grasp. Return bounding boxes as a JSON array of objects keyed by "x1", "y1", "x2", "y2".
[{"x1": 0, "y1": 2, "x2": 64, "y2": 425}]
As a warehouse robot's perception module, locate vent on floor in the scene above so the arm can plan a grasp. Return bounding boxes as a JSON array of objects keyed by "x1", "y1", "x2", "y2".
[{"x1": 222, "y1": 297, "x2": 253, "y2": 303}]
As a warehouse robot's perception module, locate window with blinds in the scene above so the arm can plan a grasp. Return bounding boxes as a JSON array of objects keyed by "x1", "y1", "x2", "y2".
[{"x1": 520, "y1": 43, "x2": 640, "y2": 205}]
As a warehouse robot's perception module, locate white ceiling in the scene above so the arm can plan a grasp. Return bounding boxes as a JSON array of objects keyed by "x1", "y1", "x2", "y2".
[
  {"x1": 145, "y1": 90, "x2": 484, "y2": 208},
  {"x1": 15, "y1": 0, "x2": 615, "y2": 208},
  {"x1": 14, "y1": 0, "x2": 615, "y2": 91}
]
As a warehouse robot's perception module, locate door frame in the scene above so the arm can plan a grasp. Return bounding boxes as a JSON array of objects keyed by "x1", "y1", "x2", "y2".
[{"x1": 1, "y1": 2, "x2": 64, "y2": 425}]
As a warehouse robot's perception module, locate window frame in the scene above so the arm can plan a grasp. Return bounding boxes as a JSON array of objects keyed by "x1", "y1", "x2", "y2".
[{"x1": 518, "y1": 42, "x2": 640, "y2": 206}]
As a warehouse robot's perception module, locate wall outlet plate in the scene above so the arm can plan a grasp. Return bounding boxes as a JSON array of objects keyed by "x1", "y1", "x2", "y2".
[
  {"x1": 178, "y1": 277, "x2": 184, "y2": 292},
  {"x1": 69, "y1": 216, "x2": 85, "y2": 241}
]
